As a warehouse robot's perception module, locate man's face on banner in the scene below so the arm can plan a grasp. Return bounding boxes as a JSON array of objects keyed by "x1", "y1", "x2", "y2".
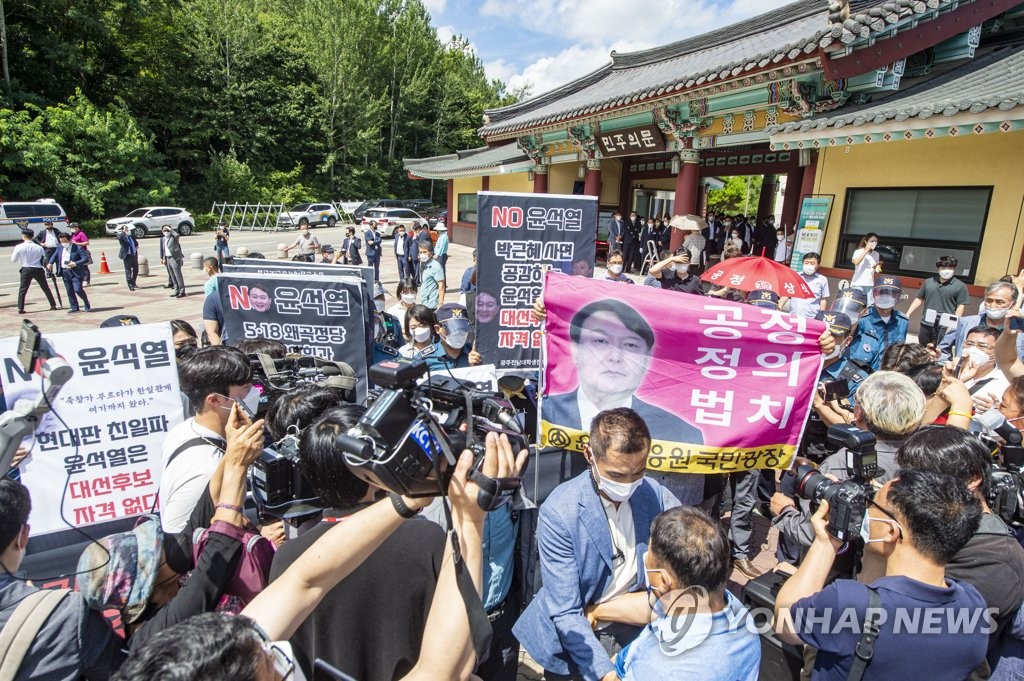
[
  {"x1": 476, "y1": 292, "x2": 498, "y2": 324},
  {"x1": 572, "y1": 310, "x2": 652, "y2": 398}
]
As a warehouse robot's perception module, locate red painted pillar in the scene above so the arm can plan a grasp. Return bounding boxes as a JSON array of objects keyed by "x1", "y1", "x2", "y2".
[
  {"x1": 446, "y1": 179, "x2": 454, "y2": 224},
  {"x1": 669, "y1": 149, "x2": 700, "y2": 251},
  {"x1": 482, "y1": 175, "x2": 490, "y2": 191},
  {"x1": 533, "y1": 165, "x2": 548, "y2": 194},
  {"x1": 780, "y1": 166, "x2": 804, "y2": 231},
  {"x1": 583, "y1": 159, "x2": 601, "y2": 197}
]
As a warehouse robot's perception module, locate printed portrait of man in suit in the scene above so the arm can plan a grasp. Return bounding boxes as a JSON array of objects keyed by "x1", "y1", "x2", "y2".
[{"x1": 544, "y1": 298, "x2": 703, "y2": 444}]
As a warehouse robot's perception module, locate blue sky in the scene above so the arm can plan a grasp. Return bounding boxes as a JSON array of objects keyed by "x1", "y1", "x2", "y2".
[{"x1": 424, "y1": 0, "x2": 795, "y2": 98}]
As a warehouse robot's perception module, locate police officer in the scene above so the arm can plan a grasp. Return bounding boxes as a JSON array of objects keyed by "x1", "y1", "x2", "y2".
[
  {"x1": 371, "y1": 281, "x2": 403, "y2": 363},
  {"x1": 419, "y1": 303, "x2": 483, "y2": 371},
  {"x1": 748, "y1": 289, "x2": 781, "y2": 309},
  {"x1": 845, "y1": 275, "x2": 909, "y2": 372}
]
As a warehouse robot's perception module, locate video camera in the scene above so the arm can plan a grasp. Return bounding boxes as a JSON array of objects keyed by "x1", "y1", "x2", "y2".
[
  {"x1": 975, "y1": 413, "x2": 1024, "y2": 525},
  {"x1": 248, "y1": 432, "x2": 324, "y2": 526},
  {"x1": 248, "y1": 353, "x2": 357, "y2": 416},
  {"x1": 794, "y1": 424, "x2": 879, "y2": 542},
  {"x1": 336, "y1": 358, "x2": 527, "y2": 509}
]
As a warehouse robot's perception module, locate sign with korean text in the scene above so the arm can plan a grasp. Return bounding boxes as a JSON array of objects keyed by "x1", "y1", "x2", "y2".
[
  {"x1": 1, "y1": 323, "x2": 180, "y2": 535},
  {"x1": 595, "y1": 123, "x2": 665, "y2": 158},
  {"x1": 540, "y1": 271, "x2": 824, "y2": 472},
  {"x1": 476, "y1": 192, "x2": 597, "y2": 371},
  {"x1": 225, "y1": 259, "x2": 375, "y2": 301},
  {"x1": 219, "y1": 272, "x2": 368, "y2": 400},
  {"x1": 789, "y1": 196, "x2": 833, "y2": 270}
]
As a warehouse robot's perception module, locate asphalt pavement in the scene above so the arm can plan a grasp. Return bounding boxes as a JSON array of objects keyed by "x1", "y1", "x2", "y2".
[{"x1": 0, "y1": 225, "x2": 477, "y2": 339}]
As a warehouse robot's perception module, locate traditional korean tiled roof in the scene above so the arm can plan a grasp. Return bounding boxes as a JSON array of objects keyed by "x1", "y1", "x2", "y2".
[
  {"x1": 769, "y1": 45, "x2": 1024, "y2": 136},
  {"x1": 479, "y1": 0, "x2": 964, "y2": 138},
  {"x1": 403, "y1": 142, "x2": 528, "y2": 179}
]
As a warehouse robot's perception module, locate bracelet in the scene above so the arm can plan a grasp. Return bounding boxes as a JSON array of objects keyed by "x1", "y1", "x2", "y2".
[
  {"x1": 389, "y1": 493, "x2": 419, "y2": 519},
  {"x1": 947, "y1": 410, "x2": 973, "y2": 419},
  {"x1": 215, "y1": 502, "x2": 243, "y2": 513}
]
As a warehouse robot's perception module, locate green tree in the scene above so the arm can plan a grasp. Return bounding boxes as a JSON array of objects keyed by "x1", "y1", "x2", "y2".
[{"x1": 707, "y1": 175, "x2": 764, "y2": 216}]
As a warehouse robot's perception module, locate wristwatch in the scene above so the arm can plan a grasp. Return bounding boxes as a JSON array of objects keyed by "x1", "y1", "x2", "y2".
[{"x1": 389, "y1": 493, "x2": 419, "y2": 519}]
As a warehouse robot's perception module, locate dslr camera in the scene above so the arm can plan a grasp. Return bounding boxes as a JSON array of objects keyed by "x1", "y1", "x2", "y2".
[
  {"x1": 794, "y1": 424, "x2": 879, "y2": 542},
  {"x1": 983, "y1": 417, "x2": 1024, "y2": 525},
  {"x1": 336, "y1": 358, "x2": 527, "y2": 509},
  {"x1": 248, "y1": 353, "x2": 357, "y2": 416}
]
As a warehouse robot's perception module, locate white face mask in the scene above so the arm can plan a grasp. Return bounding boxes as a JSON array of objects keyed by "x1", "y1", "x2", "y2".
[
  {"x1": 593, "y1": 466, "x2": 643, "y2": 503},
  {"x1": 802, "y1": 264, "x2": 817, "y2": 276},
  {"x1": 374, "y1": 299, "x2": 385, "y2": 313},
  {"x1": 411, "y1": 326, "x2": 432, "y2": 343},
  {"x1": 860, "y1": 511, "x2": 901, "y2": 545},
  {"x1": 609, "y1": 264, "x2": 623, "y2": 275},
  {"x1": 874, "y1": 294, "x2": 897, "y2": 309},
  {"x1": 442, "y1": 330, "x2": 469, "y2": 349},
  {"x1": 939, "y1": 269, "x2": 955, "y2": 280},
  {"x1": 965, "y1": 346, "x2": 993, "y2": 366},
  {"x1": 217, "y1": 387, "x2": 260, "y2": 415},
  {"x1": 824, "y1": 342, "x2": 845, "y2": 361},
  {"x1": 987, "y1": 308, "x2": 1009, "y2": 320},
  {"x1": 401, "y1": 293, "x2": 416, "y2": 304},
  {"x1": 673, "y1": 264, "x2": 689, "y2": 274},
  {"x1": 418, "y1": 253, "x2": 430, "y2": 262}
]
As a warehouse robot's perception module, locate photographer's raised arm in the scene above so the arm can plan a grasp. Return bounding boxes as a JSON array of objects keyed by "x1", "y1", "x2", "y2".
[
  {"x1": 996, "y1": 310, "x2": 1024, "y2": 378},
  {"x1": 774, "y1": 501, "x2": 842, "y2": 645}
]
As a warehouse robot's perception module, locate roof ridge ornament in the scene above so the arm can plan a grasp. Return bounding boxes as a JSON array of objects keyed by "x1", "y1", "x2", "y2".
[
  {"x1": 516, "y1": 135, "x2": 545, "y2": 164},
  {"x1": 566, "y1": 125, "x2": 599, "y2": 158}
]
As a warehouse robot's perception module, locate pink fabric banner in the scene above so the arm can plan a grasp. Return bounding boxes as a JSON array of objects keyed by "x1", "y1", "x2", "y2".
[{"x1": 540, "y1": 271, "x2": 826, "y2": 472}]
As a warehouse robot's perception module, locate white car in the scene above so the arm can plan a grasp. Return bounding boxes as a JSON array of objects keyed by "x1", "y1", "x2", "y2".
[
  {"x1": 277, "y1": 203, "x2": 339, "y2": 229},
  {"x1": 105, "y1": 207, "x2": 195, "y2": 238},
  {"x1": 361, "y1": 207, "x2": 428, "y2": 237}
]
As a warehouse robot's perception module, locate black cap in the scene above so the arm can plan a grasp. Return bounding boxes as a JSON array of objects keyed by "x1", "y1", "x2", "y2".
[
  {"x1": 815, "y1": 311, "x2": 852, "y2": 334},
  {"x1": 749, "y1": 290, "x2": 780, "y2": 309},
  {"x1": 100, "y1": 315, "x2": 141, "y2": 328}
]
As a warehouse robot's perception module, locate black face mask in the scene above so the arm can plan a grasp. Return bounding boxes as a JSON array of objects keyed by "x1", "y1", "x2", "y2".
[{"x1": 175, "y1": 342, "x2": 198, "y2": 362}]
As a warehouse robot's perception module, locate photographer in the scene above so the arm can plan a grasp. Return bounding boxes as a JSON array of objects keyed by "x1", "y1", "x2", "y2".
[
  {"x1": 896, "y1": 426, "x2": 1024, "y2": 666},
  {"x1": 773, "y1": 371, "x2": 925, "y2": 555},
  {"x1": 115, "y1": 432, "x2": 527, "y2": 681},
  {"x1": 806, "y1": 311, "x2": 869, "y2": 440},
  {"x1": 774, "y1": 470, "x2": 988, "y2": 680}
]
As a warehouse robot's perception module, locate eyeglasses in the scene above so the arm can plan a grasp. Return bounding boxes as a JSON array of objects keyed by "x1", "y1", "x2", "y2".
[
  {"x1": 253, "y1": 624, "x2": 294, "y2": 680},
  {"x1": 867, "y1": 500, "x2": 904, "y2": 538}
]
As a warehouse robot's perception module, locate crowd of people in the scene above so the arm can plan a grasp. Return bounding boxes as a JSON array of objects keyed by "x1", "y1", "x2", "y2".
[{"x1": 6, "y1": 212, "x2": 1024, "y2": 681}]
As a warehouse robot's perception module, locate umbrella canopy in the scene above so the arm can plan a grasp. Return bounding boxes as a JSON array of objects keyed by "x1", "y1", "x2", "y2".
[
  {"x1": 668, "y1": 214, "x2": 707, "y2": 232},
  {"x1": 700, "y1": 255, "x2": 815, "y2": 298}
]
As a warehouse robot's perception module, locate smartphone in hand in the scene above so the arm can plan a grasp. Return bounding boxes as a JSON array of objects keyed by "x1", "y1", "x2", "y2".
[{"x1": 233, "y1": 397, "x2": 255, "y2": 420}]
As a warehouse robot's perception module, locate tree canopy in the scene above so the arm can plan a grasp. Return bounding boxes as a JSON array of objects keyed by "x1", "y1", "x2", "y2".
[{"x1": 0, "y1": 0, "x2": 521, "y2": 219}]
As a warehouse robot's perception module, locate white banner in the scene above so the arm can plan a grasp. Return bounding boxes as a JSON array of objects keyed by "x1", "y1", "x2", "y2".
[{"x1": 2, "y1": 323, "x2": 182, "y2": 535}]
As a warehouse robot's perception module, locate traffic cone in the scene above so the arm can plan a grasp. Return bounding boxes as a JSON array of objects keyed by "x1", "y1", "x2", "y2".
[{"x1": 99, "y1": 252, "x2": 111, "y2": 274}]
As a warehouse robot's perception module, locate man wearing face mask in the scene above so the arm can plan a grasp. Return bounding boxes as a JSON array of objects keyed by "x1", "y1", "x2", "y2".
[
  {"x1": 939, "y1": 281, "x2": 1018, "y2": 359},
  {"x1": 845, "y1": 275, "x2": 909, "y2": 372},
  {"x1": 802, "y1": 313, "x2": 869, "y2": 452},
  {"x1": 623, "y1": 212, "x2": 641, "y2": 274},
  {"x1": 420, "y1": 303, "x2": 482, "y2": 371},
  {"x1": 416, "y1": 242, "x2": 445, "y2": 310},
  {"x1": 646, "y1": 247, "x2": 705, "y2": 295},
  {"x1": 604, "y1": 250, "x2": 633, "y2": 284},
  {"x1": 157, "y1": 346, "x2": 257, "y2": 533},
  {"x1": 958, "y1": 326, "x2": 1011, "y2": 406},
  {"x1": 906, "y1": 255, "x2": 969, "y2": 347},
  {"x1": 282, "y1": 226, "x2": 320, "y2": 259},
  {"x1": 514, "y1": 408, "x2": 681, "y2": 681},
  {"x1": 788, "y1": 252, "x2": 830, "y2": 318}
]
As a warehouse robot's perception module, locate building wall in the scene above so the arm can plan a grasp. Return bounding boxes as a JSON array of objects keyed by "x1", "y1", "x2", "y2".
[
  {"x1": 451, "y1": 176, "x2": 484, "y2": 246},
  {"x1": 488, "y1": 171, "x2": 531, "y2": 193},
  {"x1": 599, "y1": 158, "x2": 622, "y2": 207},
  {"x1": 813, "y1": 132, "x2": 1024, "y2": 286},
  {"x1": 548, "y1": 162, "x2": 579, "y2": 195}
]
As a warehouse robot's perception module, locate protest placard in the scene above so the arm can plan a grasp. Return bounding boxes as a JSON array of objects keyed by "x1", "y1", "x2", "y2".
[
  {"x1": 475, "y1": 192, "x2": 597, "y2": 372},
  {"x1": 540, "y1": 271, "x2": 824, "y2": 472},
  {"x1": 218, "y1": 271, "x2": 369, "y2": 400},
  {"x1": 1, "y1": 323, "x2": 181, "y2": 535},
  {"x1": 225, "y1": 258, "x2": 375, "y2": 299}
]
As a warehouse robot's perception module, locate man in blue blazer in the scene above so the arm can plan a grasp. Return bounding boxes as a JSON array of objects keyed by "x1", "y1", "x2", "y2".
[
  {"x1": 393, "y1": 224, "x2": 415, "y2": 281},
  {"x1": 514, "y1": 408, "x2": 680, "y2": 680},
  {"x1": 363, "y1": 220, "x2": 382, "y2": 282},
  {"x1": 607, "y1": 211, "x2": 624, "y2": 253},
  {"x1": 48, "y1": 233, "x2": 91, "y2": 313}
]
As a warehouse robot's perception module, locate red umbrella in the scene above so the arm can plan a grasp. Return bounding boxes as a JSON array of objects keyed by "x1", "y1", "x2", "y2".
[{"x1": 700, "y1": 255, "x2": 815, "y2": 298}]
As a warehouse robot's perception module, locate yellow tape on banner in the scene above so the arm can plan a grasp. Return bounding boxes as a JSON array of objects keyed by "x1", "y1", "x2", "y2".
[{"x1": 540, "y1": 420, "x2": 796, "y2": 473}]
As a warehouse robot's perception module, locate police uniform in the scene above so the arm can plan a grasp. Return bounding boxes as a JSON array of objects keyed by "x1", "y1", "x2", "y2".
[
  {"x1": 749, "y1": 290, "x2": 780, "y2": 309},
  {"x1": 845, "y1": 276, "x2": 909, "y2": 372},
  {"x1": 372, "y1": 311, "x2": 403, "y2": 364},
  {"x1": 420, "y1": 342, "x2": 472, "y2": 372}
]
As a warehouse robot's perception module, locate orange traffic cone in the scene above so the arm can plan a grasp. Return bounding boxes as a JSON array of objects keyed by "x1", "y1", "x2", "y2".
[{"x1": 99, "y1": 252, "x2": 111, "y2": 274}]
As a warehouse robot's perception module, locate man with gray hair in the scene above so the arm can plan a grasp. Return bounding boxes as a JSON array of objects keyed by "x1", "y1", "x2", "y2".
[
  {"x1": 771, "y1": 371, "x2": 926, "y2": 554},
  {"x1": 939, "y1": 280, "x2": 1018, "y2": 358}
]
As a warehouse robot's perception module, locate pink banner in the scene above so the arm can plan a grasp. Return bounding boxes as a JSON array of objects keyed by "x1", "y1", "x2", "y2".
[{"x1": 541, "y1": 271, "x2": 825, "y2": 472}]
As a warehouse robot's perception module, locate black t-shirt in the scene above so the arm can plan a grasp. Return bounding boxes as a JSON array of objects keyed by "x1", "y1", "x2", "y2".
[
  {"x1": 269, "y1": 505, "x2": 446, "y2": 681},
  {"x1": 656, "y1": 271, "x2": 705, "y2": 295}
]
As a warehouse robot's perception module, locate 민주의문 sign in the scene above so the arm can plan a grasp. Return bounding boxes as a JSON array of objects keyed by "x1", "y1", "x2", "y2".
[{"x1": 540, "y1": 271, "x2": 825, "y2": 473}]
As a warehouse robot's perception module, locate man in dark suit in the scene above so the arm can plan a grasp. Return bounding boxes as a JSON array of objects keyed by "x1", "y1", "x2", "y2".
[
  {"x1": 159, "y1": 225, "x2": 186, "y2": 297},
  {"x1": 48, "y1": 233, "x2": 91, "y2": 313},
  {"x1": 117, "y1": 225, "x2": 140, "y2": 290},
  {"x1": 543, "y1": 299, "x2": 703, "y2": 446},
  {"x1": 607, "y1": 211, "x2": 624, "y2": 254},
  {"x1": 514, "y1": 408, "x2": 680, "y2": 681},
  {"x1": 33, "y1": 222, "x2": 66, "y2": 263},
  {"x1": 623, "y1": 211, "x2": 642, "y2": 273},
  {"x1": 338, "y1": 227, "x2": 362, "y2": 265},
  {"x1": 393, "y1": 225, "x2": 414, "y2": 281},
  {"x1": 363, "y1": 221, "x2": 382, "y2": 282}
]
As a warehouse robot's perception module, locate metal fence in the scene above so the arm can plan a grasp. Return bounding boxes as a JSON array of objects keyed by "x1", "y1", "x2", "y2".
[{"x1": 210, "y1": 203, "x2": 287, "y2": 231}]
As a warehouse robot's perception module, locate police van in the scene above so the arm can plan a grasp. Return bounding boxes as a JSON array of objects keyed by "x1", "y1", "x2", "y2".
[{"x1": 0, "y1": 199, "x2": 70, "y2": 241}]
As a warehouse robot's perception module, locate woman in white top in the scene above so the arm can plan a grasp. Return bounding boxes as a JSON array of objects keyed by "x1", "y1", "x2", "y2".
[
  {"x1": 386, "y1": 278, "x2": 418, "y2": 340},
  {"x1": 850, "y1": 232, "x2": 880, "y2": 304},
  {"x1": 397, "y1": 304, "x2": 439, "y2": 359}
]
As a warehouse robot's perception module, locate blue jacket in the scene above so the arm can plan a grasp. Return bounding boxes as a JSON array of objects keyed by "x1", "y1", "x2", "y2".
[
  {"x1": 845, "y1": 306, "x2": 909, "y2": 371},
  {"x1": 513, "y1": 471, "x2": 680, "y2": 679},
  {"x1": 363, "y1": 228, "x2": 381, "y2": 258},
  {"x1": 608, "y1": 218, "x2": 624, "y2": 249},
  {"x1": 47, "y1": 243, "x2": 89, "y2": 276},
  {"x1": 394, "y1": 233, "x2": 415, "y2": 261}
]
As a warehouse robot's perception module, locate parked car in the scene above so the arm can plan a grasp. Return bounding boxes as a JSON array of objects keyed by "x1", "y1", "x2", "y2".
[
  {"x1": 353, "y1": 199, "x2": 405, "y2": 224},
  {"x1": 277, "y1": 203, "x2": 339, "y2": 229},
  {"x1": 426, "y1": 208, "x2": 447, "y2": 228},
  {"x1": 0, "y1": 199, "x2": 70, "y2": 241},
  {"x1": 105, "y1": 207, "x2": 195, "y2": 238},
  {"x1": 361, "y1": 207, "x2": 428, "y2": 237},
  {"x1": 402, "y1": 198, "x2": 433, "y2": 211}
]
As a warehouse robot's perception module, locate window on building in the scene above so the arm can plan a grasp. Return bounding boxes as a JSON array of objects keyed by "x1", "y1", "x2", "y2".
[
  {"x1": 457, "y1": 194, "x2": 478, "y2": 224},
  {"x1": 836, "y1": 187, "x2": 991, "y2": 283}
]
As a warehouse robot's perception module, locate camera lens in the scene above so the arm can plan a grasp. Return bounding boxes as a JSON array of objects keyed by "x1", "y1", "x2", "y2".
[{"x1": 795, "y1": 465, "x2": 833, "y2": 502}]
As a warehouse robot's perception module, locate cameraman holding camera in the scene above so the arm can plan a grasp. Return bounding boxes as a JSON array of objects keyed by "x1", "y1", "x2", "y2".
[{"x1": 774, "y1": 470, "x2": 989, "y2": 681}]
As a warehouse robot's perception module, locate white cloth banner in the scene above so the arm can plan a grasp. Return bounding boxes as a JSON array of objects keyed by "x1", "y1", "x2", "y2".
[{"x1": 1, "y1": 323, "x2": 182, "y2": 535}]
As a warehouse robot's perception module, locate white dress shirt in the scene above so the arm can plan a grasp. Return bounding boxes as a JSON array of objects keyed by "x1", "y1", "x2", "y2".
[
  {"x1": 595, "y1": 496, "x2": 637, "y2": 627},
  {"x1": 11, "y1": 241, "x2": 45, "y2": 269}
]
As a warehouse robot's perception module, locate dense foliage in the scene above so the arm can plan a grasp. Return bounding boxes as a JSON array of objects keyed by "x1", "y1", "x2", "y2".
[{"x1": 0, "y1": 0, "x2": 521, "y2": 219}]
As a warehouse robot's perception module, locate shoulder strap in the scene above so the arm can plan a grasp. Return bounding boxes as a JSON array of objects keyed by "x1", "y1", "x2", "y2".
[
  {"x1": 847, "y1": 587, "x2": 882, "y2": 681},
  {"x1": 968, "y1": 378, "x2": 995, "y2": 396},
  {"x1": 0, "y1": 589, "x2": 71, "y2": 681},
  {"x1": 167, "y1": 436, "x2": 225, "y2": 469}
]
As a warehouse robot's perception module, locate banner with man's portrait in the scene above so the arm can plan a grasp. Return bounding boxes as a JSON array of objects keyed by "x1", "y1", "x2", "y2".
[
  {"x1": 475, "y1": 191, "x2": 597, "y2": 372},
  {"x1": 218, "y1": 272, "x2": 369, "y2": 400},
  {"x1": 540, "y1": 271, "x2": 825, "y2": 473}
]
